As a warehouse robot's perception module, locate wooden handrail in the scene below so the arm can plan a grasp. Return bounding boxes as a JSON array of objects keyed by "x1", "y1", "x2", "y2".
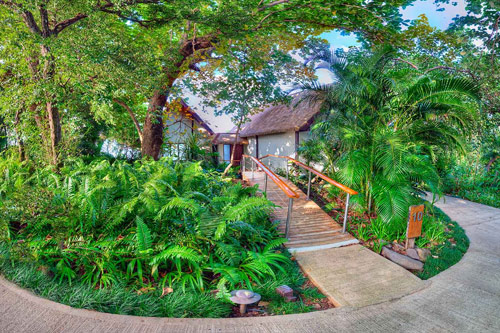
[
  {"x1": 260, "y1": 154, "x2": 358, "y2": 196},
  {"x1": 243, "y1": 154, "x2": 299, "y2": 199}
]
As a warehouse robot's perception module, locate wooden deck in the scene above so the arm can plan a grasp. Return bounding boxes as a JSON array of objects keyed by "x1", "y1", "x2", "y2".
[{"x1": 242, "y1": 171, "x2": 358, "y2": 252}]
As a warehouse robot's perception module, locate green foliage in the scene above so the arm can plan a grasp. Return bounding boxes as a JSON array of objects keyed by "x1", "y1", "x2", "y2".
[
  {"x1": 417, "y1": 208, "x2": 469, "y2": 280},
  {"x1": 348, "y1": 204, "x2": 451, "y2": 250},
  {"x1": 299, "y1": 48, "x2": 480, "y2": 223},
  {"x1": 0, "y1": 157, "x2": 288, "y2": 295},
  {"x1": 0, "y1": 242, "x2": 231, "y2": 318},
  {"x1": 441, "y1": 155, "x2": 500, "y2": 208},
  {"x1": 135, "y1": 216, "x2": 152, "y2": 252}
]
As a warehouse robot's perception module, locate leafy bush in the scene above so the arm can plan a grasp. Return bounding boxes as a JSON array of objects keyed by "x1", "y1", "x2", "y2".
[
  {"x1": 299, "y1": 48, "x2": 480, "y2": 224},
  {"x1": 442, "y1": 162, "x2": 500, "y2": 208},
  {"x1": 0, "y1": 156, "x2": 289, "y2": 297}
]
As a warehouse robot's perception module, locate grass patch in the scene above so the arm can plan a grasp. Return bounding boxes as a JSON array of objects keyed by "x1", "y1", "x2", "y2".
[
  {"x1": 0, "y1": 243, "x2": 328, "y2": 318},
  {"x1": 417, "y1": 207, "x2": 469, "y2": 280}
]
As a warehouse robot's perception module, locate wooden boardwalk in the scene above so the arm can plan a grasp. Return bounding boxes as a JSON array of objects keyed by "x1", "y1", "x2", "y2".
[{"x1": 242, "y1": 171, "x2": 358, "y2": 252}]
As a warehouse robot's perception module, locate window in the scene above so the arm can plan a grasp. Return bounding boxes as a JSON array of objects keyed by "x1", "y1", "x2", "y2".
[{"x1": 223, "y1": 144, "x2": 231, "y2": 162}]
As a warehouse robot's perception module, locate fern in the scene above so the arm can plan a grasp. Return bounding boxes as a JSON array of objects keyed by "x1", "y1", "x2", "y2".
[
  {"x1": 135, "y1": 216, "x2": 152, "y2": 252},
  {"x1": 150, "y1": 245, "x2": 203, "y2": 267}
]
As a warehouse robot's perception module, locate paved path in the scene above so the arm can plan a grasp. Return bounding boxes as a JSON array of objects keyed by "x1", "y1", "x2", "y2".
[
  {"x1": 243, "y1": 170, "x2": 425, "y2": 307},
  {"x1": 1, "y1": 196, "x2": 499, "y2": 332}
]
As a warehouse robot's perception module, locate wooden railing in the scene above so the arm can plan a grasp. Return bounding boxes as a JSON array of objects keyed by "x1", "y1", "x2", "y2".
[
  {"x1": 259, "y1": 154, "x2": 357, "y2": 233},
  {"x1": 260, "y1": 154, "x2": 358, "y2": 195},
  {"x1": 242, "y1": 154, "x2": 298, "y2": 238},
  {"x1": 242, "y1": 155, "x2": 299, "y2": 198}
]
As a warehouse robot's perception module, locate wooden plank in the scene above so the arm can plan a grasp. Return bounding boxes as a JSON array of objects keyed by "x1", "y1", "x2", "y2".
[{"x1": 244, "y1": 171, "x2": 357, "y2": 250}]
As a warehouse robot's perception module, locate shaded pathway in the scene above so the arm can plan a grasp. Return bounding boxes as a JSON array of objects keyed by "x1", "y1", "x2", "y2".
[{"x1": 0, "y1": 195, "x2": 499, "y2": 332}]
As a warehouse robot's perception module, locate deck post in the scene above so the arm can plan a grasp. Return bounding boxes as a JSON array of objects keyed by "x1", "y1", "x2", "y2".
[
  {"x1": 307, "y1": 170, "x2": 311, "y2": 199},
  {"x1": 285, "y1": 197, "x2": 293, "y2": 238},
  {"x1": 286, "y1": 162, "x2": 289, "y2": 179},
  {"x1": 343, "y1": 193, "x2": 351, "y2": 233},
  {"x1": 242, "y1": 156, "x2": 245, "y2": 174},
  {"x1": 264, "y1": 173, "x2": 268, "y2": 194},
  {"x1": 252, "y1": 160, "x2": 255, "y2": 179}
]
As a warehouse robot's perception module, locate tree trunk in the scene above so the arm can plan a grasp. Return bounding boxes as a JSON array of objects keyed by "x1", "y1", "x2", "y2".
[
  {"x1": 14, "y1": 110, "x2": 25, "y2": 161},
  {"x1": 141, "y1": 90, "x2": 167, "y2": 160},
  {"x1": 41, "y1": 44, "x2": 61, "y2": 166},
  {"x1": 46, "y1": 101, "x2": 61, "y2": 165},
  {"x1": 486, "y1": 155, "x2": 499, "y2": 172}
]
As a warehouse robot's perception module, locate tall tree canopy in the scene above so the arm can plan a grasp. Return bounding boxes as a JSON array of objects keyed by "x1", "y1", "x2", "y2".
[{"x1": 0, "y1": 0, "x2": 414, "y2": 163}]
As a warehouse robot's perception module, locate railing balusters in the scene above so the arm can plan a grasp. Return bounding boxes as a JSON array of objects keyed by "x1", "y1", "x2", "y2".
[
  {"x1": 264, "y1": 173, "x2": 268, "y2": 194},
  {"x1": 343, "y1": 193, "x2": 351, "y2": 233},
  {"x1": 307, "y1": 170, "x2": 311, "y2": 200},
  {"x1": 286, "y1": 197, "x2": 293, "y2": 238}
]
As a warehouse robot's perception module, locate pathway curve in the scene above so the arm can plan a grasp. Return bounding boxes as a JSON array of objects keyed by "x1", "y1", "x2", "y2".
[{"x1": 1, "y1": 196, "x2": 499, "y2": 332}]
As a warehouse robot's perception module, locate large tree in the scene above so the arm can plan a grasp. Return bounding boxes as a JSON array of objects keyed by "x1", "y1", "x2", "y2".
[{"x1": 0, "y1": 0, "x2": 413, "y2": 162}]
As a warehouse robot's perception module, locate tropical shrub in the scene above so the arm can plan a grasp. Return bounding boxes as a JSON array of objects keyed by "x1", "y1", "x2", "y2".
[
  {"x1": 299, "y1": 48, "x2": 480, "y2": 224},
  {"x1": 0, "y1": 155, "x2": 289, "y2": 296}
]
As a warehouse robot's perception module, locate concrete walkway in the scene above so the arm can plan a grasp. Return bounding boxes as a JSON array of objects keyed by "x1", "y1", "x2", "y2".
[
  {"x1": 243, "y1": 170, "x2": 425, "y2": 307},
  {"x1": 1, "y1": 195, "x2": 500, "y2": 332}
]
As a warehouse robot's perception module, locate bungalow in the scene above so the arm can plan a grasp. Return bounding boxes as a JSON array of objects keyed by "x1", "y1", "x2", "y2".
[
  {"x1": 163, "y1": 99, "x2": 214, "y2": 159},
  {"x1": 214, "y1": 93, "x2": 323, "y2": 169},
  {"x1": 212, "y1": 132, "x2": 248, "y2": 165}
]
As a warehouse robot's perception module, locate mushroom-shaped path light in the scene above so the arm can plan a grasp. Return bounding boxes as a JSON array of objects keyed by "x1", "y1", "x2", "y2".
[{"x1": 230, "y1": 290, "x2": 261, "y2": 314}]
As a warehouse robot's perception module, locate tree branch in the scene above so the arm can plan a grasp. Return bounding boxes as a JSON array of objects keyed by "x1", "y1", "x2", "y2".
[
  {"x1": 394, "y1": 58, "x2": 419, "y2": 70},
  {"x1": 39, "y1": 5, "x2": 50, "y2": 37},
  {"x1": 52, "y1": 13, "x2": 88, "y2": 35},
  {"x1": 113, "y1": 98, "x2": 143, "y2": 143},
  {"x1": 21, "y1": 10, "x2": 42, "y2": 35},
  {"x1": 258, "y1": 0, "x2": 290, "y2": 11}
]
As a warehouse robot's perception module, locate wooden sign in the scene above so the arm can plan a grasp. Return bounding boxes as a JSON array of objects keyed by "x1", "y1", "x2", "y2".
[{"x1": 406, "y1": 204, "x2": 424, "y2": 248}]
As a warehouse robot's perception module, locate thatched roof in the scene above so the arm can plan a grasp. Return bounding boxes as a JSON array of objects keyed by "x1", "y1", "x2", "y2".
[
  {"x1": 239, "y1": 93, "x2": 323, "y2": 137},
  {"x1": 212, "y1": 133, "x2": 249, "y2": 145}
]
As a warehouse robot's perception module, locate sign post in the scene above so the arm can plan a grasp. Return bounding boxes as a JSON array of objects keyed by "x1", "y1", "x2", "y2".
[{"x1": 406, "y1": 204, "x2": 424, "y2": 249}]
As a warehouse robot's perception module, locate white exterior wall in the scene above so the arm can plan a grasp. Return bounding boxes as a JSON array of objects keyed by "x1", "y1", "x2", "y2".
[
  {"x1": 242, "y1": 136, "x2": 257, "y2": 170},
  {"x1": 164, "y1": 117, "x2": 194, "y2": 144},
  {"x1": 216, "y1": 144, "x2": 223, "y2": 164},
  {"x1": 240, "y1": 130, "x2": 324, "y2": 172},
  {"x1": 258, "y1": 132, "x2": 295, "y2": 170}
]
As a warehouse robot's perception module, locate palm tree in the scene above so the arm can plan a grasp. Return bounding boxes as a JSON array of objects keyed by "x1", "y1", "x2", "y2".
[{"x1": 300, "y1": 48, "x2": 480, "y2": 224}]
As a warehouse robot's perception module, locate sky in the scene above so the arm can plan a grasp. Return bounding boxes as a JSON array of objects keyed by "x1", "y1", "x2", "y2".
[{"x1": 188, "y1": 0, "x2": 468, "y2": 133}]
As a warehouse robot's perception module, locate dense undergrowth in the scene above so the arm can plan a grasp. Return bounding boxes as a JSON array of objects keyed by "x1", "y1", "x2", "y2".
[
  {"x1": 416, "y1": 207, "x2": 469, "y2": 280},
  {"x1": 442, "y1": 163, "x2": 500, "y2": 208},
  {"x1": 0, "y1": 156, "x2": 325, "y2": 317}
]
